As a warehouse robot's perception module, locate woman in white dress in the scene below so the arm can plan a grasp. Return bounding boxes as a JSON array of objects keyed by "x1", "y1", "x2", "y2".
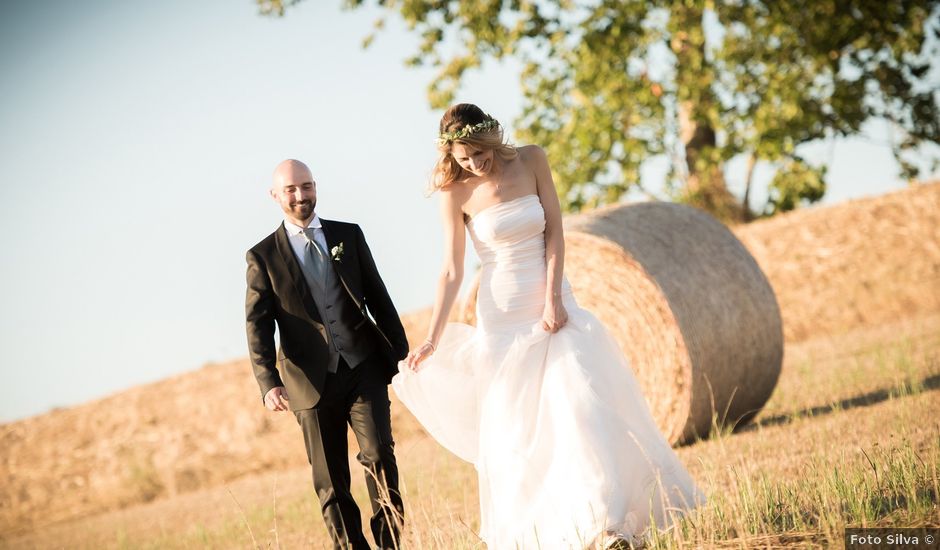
[{"x1": 393, "y1": 103, "x2": 704, "y2": 549}]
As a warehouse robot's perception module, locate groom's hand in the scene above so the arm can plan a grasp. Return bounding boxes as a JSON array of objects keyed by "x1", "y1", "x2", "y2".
[{"x1": 264, "y1": 386, "x2": 290, "y2": 412}]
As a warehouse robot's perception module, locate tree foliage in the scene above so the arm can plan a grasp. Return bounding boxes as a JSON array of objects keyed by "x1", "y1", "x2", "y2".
[{"x1": 262, "y1": 0, "x2": 940, "y2": 219}]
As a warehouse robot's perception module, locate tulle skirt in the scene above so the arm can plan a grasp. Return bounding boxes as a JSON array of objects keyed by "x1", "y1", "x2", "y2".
[{"x1": 392, "y1": 296, "x2": 704, "y2": 549}]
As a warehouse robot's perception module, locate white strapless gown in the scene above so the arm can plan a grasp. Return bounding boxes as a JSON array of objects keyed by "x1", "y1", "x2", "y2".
[{"x1": 392, "y1": 194, "x2": 703, "y2": 549}]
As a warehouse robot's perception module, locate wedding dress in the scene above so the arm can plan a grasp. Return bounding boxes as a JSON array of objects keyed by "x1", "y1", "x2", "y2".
[{"x1": 392, "y1": 194, "x2": 703, "y2": 549}]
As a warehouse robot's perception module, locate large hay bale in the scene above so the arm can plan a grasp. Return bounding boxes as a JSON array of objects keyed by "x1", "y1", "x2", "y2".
[
  {"x1": 461, "y1": 201, "x2": 783, "y2": 444},
  {"x1": 565, "y1": 202, "x2": 783, "y2": 443}
]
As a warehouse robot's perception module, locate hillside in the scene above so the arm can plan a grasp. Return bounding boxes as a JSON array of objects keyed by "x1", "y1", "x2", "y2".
[{"x1": 733, "y1": 181, "x2": 940, "y2": 342}]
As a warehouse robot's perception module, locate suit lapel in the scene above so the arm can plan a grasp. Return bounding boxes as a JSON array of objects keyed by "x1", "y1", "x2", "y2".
[
  {"x1": 274, "y1": 222, "x2": 322, "y2": 323},
  {"x1": 320, "y1": 219, "x2": 363, "y2": 311},
  {"x1": 320, "y1": 219, "x2": 345, "y2": 278}
]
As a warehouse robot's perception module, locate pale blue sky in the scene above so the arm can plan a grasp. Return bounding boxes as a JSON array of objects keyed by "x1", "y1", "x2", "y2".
[{"x1": 0, "y1": 0, "x2": 930, "y2": 422}]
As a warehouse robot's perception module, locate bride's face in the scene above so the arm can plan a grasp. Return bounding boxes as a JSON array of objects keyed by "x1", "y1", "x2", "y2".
[{"x1": 451, "y1": 142, "x2": 495, "y2": 177}]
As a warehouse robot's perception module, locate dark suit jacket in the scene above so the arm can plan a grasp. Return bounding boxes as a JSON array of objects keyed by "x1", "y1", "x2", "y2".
[{"x1": 245, "y1": 219, "x2": 409, "y2": 410}]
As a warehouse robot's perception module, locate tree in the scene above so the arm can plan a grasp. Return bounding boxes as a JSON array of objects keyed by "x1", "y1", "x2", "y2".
[{"x1": 260, "y1": 0, "x2": 940, "y2": 220}]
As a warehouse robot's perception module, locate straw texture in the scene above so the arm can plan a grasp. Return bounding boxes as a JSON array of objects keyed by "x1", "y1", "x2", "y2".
[
  {"x1": 565, "y1": 201, "x2": 783, "y2": 442},
  {"x1": 733, "y1": 181, "x2": 940, "y2": 342}
]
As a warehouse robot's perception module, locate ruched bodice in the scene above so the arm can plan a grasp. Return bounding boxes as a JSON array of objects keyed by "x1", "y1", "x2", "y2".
[
  {"x1": 393, "y1": 193, "x2": 703, "y2": 549},
  {"x1": 468, "y1": 194, "x2": 545, "y2": 263},
  {"x1": 468, "y1": 194, "x2": 572, "y2": 330}
]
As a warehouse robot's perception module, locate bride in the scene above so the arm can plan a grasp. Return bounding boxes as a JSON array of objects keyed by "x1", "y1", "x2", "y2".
[{"x1": 393, "y1": 103, "x2": 704, "y2": 549}]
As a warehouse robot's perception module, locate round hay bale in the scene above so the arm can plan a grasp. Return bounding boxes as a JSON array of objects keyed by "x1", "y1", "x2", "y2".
[
  {"x1": 566, "y1": 201, "x2": 784, "y2": 443},
  {"x1": 461, "y1": 201, "x2": 783, "y2": 444}
]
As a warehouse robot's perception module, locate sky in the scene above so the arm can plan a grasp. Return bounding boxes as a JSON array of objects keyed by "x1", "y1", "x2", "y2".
[{"x1": 0, "y1": 0, "x2": 933, "y2": 423}]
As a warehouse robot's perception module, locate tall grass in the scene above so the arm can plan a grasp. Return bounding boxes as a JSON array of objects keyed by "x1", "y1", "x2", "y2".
[
  {"x1": 153, "y1": 428, "x2": 936, "y2": 549},
  {"x1": 5, "y1": 321, "x2": 937, "y2": 549},
  {"x1": 649, "y1": 434, "x2": 940, "y2": 548}
]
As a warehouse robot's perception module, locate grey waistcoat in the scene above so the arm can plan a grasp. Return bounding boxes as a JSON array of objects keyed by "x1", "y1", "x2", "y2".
[{"x1": 301, "y1": 256, "x2": 376, "y2": 372}]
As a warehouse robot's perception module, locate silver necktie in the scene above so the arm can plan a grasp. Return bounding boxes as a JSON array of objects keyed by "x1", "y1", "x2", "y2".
[{"x1": 302, "y1": 228, "x2": 328, "y2": 282}]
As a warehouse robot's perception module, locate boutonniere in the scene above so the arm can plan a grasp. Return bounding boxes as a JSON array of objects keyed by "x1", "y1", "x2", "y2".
[{"x1": 330, "y1": 242, "x2": 344, "y2": 262}]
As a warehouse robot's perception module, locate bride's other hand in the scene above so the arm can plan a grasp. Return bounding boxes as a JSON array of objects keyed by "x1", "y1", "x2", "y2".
[
  {"x1": 541, "y1": 301, "x2": 568, "y2": 333},
  {"x1": 404, "y1": 340, "x2": 436, "y2": 372}
]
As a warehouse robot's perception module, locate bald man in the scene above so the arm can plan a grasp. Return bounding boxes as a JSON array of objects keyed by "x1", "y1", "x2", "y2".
[{"x1": 245, "y1": 159, "x2": 409, "y2": 550}]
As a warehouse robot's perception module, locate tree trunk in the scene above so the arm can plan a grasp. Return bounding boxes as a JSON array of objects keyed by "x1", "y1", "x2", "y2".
[
  {"x1": 678, "y1": 101, "x2": 742, "y2": 223},
  {"x1": 668, "y1": 5, "x2": 743, "y2": 224}
]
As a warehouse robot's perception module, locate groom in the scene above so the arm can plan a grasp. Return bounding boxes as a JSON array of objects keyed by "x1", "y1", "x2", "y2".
[{"x1": 245, "y1": 159, "x2": 409, "y2": 550}]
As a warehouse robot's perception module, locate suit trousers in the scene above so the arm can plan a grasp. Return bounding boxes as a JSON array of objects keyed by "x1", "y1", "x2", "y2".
[{"x1": 294, "y1": 354, "x2": 403, "y2": 550}]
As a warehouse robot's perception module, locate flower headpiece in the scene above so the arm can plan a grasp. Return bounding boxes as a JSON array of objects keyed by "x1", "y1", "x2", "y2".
[{"x1": 438, "y1": 117, "x2": 500, "y2": 145}]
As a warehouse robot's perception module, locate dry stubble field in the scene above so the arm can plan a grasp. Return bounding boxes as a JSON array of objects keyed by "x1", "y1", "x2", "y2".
[{"x1": 3, "y1": 312, "x2": 938, "y2": 549}]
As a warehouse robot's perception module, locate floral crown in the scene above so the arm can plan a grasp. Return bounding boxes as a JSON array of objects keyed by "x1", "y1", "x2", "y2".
[{"x1": 438, "y1": 117, "x2": 500, "y2": 145}]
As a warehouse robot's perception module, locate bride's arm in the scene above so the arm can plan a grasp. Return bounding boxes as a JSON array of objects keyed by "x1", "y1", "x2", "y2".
[
  {"x1": 404, "y1": 188, "x2": 466, "y2": 370},
  {"x1": 526, "y1": 145, "x2": 569, "y2": 332}
]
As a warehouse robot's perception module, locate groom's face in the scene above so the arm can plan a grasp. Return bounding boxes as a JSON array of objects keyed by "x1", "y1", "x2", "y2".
[{"x1": 272, "y1": 169, "x2": 317, "y2": 223}]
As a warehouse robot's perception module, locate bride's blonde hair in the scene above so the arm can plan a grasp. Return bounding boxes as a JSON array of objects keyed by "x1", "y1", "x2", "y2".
[{"x1": 429, "y1": 103, "x2": 518, "y2": 193}]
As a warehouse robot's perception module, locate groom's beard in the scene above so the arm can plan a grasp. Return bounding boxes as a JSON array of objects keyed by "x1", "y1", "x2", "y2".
[{"x1": 291, "y1": 199, "x2": 315, "y2": 220}]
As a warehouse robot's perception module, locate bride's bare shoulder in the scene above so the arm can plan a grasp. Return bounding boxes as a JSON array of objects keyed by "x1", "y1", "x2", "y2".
[
  {"x1": 517, "y1": 144, "x2": 548, "y2": 164},
  {"x1": 438, "y1": 182, "x2": 473, "y2": 215},
  {"x1": 439, "y1": 181, "x2": 472, "y2": 201}
]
